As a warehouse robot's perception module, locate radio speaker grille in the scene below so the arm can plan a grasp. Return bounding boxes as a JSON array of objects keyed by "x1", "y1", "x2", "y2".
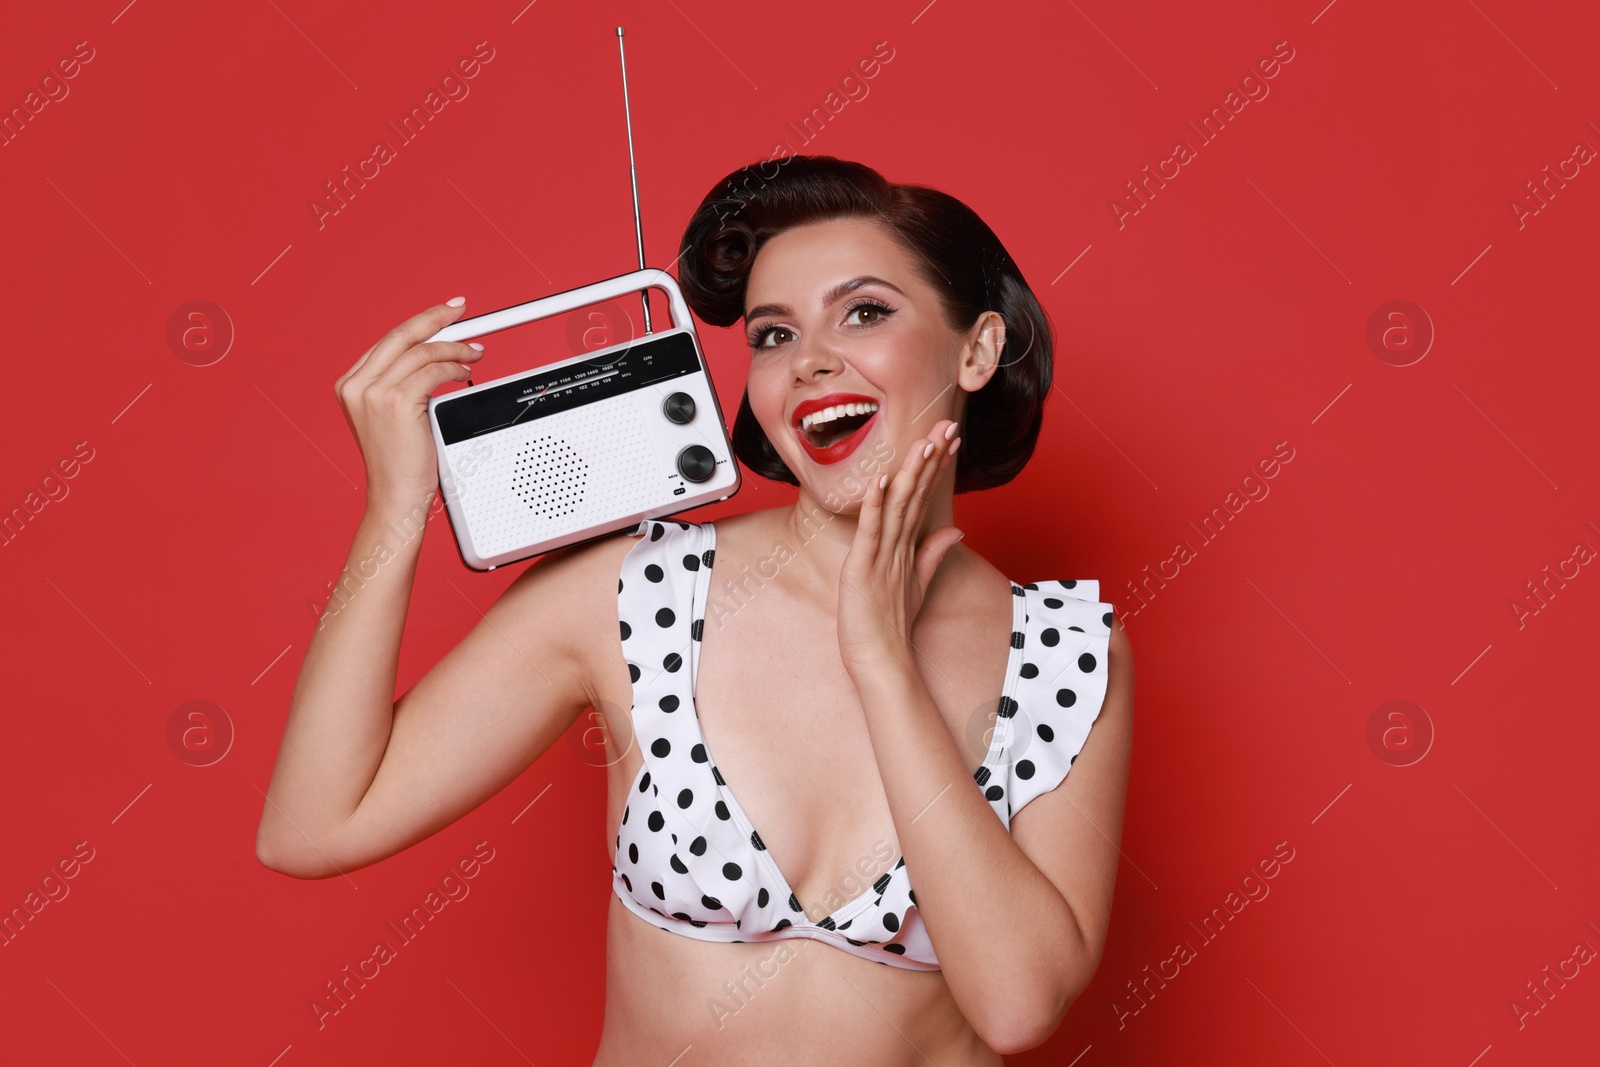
[
  {"x1": 513, "y1": 436, "x2": 588, "y2": 518},
  {"x1": 444, "y1": 395, "x2": 657, "y2": 556}
]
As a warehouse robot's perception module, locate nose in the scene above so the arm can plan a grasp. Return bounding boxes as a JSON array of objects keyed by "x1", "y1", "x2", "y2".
[{"x1": 787, "y1": 330, "x2": 844, "y2": 383}]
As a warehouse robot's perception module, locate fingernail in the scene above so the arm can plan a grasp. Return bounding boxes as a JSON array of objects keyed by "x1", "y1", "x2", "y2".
[
  {"x1": 944, "y1": 423, "x2": 957, "y2": 440},
  {"x1": 446, "y1": 296, "x2": 466, "y2": 307},
  {"x1": 948, "y1": 437, "x2": 962, "y2": 455},
  {"x1": 922, "y1": 442, "x2": 935, "y2": 459},
  {"x1": 467, "y1": 342, "x2": 484, "y2": 351}
]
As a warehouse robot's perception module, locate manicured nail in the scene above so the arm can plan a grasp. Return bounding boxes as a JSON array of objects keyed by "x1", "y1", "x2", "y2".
[
  {"x1": 922, "y1": 442, "x2": 935, "y2": 459},
  {"x1": 879, "y1": 474, "x2": 888, "y2": 489},
  {"x1": 944, "y1": 423, "x2": 957, "y2": 440},
  {"x1": 948, "y1": 437, "x2": 962, "y2": 456},
  {"x1": 446, "y1": 296, "x2": 466, "y2": 307},
  {"x1": 467, "y1": 342, "x2": 484, "y2": 351}
]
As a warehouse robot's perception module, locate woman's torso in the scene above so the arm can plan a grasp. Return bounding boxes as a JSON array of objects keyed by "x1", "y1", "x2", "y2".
[{"x1": 587, "y1": 509, "x2": 1016, "y2": 1066}]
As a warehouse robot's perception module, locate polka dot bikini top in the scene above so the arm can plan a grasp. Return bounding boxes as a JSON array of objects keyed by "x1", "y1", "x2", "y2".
[{"x1": 610, "y1": 518, "x2": 1113, "y2": 971}]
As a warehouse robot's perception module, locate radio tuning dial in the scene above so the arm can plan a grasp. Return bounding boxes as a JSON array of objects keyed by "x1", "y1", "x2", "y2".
[
  {"x1": 663, "y1": 391, "x2": 696, "y2": 424},
  {"x1": 677, "y1": 444, "x2": 717, "y2": 483}
]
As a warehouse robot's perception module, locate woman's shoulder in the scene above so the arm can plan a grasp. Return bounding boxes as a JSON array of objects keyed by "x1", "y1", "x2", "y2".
[{"x1": 507, "y1": 522, "x2": 647, "y2": 607}]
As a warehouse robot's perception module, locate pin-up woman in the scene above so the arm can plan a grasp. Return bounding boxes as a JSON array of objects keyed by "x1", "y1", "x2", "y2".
[{"x1": 258, "y1": 155, "x2": 1133, "y2": 1064}]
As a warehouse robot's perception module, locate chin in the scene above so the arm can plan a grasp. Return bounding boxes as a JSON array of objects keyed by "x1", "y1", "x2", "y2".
[{"x1": 788, "y1": 438, "x2": 899, "y2": 514}]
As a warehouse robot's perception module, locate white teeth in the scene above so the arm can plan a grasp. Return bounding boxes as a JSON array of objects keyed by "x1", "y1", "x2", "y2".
[{"x1": 800, "y1": 401, "x2": 879, "y2": 431}]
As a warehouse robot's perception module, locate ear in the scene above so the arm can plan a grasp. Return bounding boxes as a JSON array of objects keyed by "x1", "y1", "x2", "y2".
[{"x1": 958, "y1": 310, "x2": 1006, "y2": 394}]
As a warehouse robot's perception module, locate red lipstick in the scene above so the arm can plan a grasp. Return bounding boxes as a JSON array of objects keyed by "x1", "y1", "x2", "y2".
[{"x1": 791, "y1": 392, "x2": 881, "y2": 465}]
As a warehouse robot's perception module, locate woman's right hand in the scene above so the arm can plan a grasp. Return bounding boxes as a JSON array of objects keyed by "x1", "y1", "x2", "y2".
[{"x1": 335, "y1": 297, "x2": 485, "y2": 511}]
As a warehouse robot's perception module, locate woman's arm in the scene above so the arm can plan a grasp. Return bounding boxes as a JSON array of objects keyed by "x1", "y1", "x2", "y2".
[
  {"x1": 255, "y1": 298, "x2": 612, "y2": 878},
  {"x1": 850, "y1": 620, "x2": 1134, "y2": 1055},
  {"x1": 255, "y1": 493, "x2": 431, "y2": 875},
  {"x1": 837, "y1": 416, "x2": 1132, "y2": 1051},
  {"x1": 256, "y1": 497, "x2": 620, "y2": 878}
]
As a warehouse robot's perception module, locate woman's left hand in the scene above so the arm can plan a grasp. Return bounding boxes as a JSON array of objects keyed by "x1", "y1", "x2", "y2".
[{"x1": 838, "y1": 418, "x2": 966, "y2": 680}]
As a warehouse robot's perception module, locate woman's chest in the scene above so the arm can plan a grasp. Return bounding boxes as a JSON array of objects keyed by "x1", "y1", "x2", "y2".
[{"x1": 604, "y1": 578, "x2": 1014, "y2": 920}]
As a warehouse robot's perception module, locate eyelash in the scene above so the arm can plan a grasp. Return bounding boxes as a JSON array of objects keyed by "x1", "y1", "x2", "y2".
[{"x1": 747, "y1": 298, "x2": 896, "y2": 350}]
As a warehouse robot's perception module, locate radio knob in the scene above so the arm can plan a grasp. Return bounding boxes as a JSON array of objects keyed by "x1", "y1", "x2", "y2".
[
  {"x1": 676, "y1": 444, "x2": 717, "y2": 483},
  {"x1": 663, "y1": 392, "x2": 696, "y2": 424}
]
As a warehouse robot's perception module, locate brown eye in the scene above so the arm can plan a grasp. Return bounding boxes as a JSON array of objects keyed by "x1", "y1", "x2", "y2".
[
  {"x1": 844, "y1": 300, "x2": 894, "y2": 328},
  {"x1": 751, "y1": 325, "x2": 794, "y2": 349}
]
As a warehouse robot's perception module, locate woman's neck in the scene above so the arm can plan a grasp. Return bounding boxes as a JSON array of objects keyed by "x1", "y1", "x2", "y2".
[{"x1": 761, "y1": 476, "x2": 959, "y2": 611}]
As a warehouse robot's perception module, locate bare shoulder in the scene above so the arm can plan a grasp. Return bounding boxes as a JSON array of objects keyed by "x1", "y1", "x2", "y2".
[
  {"x1": 932, "y1": 543, "x2": 1019, "y2": 627},
  {"x1": 493, "y1": 512, "x2": 782, "y2": 702},
  {"x1": 952, "y1": 546, "x2": 1135, "y2": 715},
  {"x1": 493, "y1": 523, "x2": 645, "y2": 705},
  {"x1": 1103, "y1": 613, "x2": 1134, "y2": 728},
  {"x1": 503, "y1": 522, "x2": 641, "y2": 595},
  {"x1": 1109, "y1": 613, "x2": 1133, "y2": 659}
]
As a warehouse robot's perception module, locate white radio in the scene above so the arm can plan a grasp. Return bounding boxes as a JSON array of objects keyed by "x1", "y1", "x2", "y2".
[{"x1": 421, "y1": 28, "x2": 740, "y2": 571}]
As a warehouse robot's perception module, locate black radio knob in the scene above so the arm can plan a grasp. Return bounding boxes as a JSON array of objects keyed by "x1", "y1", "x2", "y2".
[
  {"x1": 663, "y1": 392, "x2": 696, "y2": 424},
  {"x1": 677, "y1": 444, "x2": 717, "y2": 483}
]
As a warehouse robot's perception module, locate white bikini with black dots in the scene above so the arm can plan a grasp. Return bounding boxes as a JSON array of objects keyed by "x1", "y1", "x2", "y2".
[{"x1": 609, "y1": 518, "x2": 1112, "y2": 970}]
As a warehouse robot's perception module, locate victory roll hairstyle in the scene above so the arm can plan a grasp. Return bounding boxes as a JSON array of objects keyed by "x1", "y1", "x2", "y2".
[{"x1": 676, "y1": 155, "x2": 1054, "y2": 494}]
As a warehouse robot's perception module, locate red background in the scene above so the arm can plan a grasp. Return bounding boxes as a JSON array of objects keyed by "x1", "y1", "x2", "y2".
[{"x1": 2, "y1": 0, "x2": 1597, "y2": 1062}]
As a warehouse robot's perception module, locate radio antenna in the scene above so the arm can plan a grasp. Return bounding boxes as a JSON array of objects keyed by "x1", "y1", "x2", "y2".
[{"x1": 616, "y1": 27, "x2": 651, "y2": 335}]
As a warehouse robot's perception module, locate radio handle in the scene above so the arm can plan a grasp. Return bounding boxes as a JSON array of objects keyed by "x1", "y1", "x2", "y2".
[{"x1": 423, "y1": 267, "x2": 691, "y2": 345}]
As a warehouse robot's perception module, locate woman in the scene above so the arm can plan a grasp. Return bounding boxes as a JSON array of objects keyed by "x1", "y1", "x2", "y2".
[{"x1": 257, "y1": 155, "x2": 1133, "y2": 1063}]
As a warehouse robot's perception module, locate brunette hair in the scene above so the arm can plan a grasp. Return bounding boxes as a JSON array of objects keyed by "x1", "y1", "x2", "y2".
[{"x1": 676, "y1": 155, "x2": 1053, "y2": 494}]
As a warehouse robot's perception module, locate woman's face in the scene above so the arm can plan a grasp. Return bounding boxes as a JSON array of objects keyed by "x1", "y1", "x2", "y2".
[{"x1": 741, "y1": 216, "x2": 1001, "y2": 507}]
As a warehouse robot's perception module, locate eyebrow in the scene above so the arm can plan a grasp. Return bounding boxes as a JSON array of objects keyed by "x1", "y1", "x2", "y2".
[{"x1": 744, "y1": 276, "x2": 907, "y2": 323}]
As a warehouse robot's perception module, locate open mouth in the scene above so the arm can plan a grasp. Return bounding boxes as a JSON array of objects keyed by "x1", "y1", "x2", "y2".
[
  {"x1": 801, "y1": 403, "x2": 879, "y2": 449},
  {"x1": 792, "y1": 398, "x2": 881, "y2": 464}
]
